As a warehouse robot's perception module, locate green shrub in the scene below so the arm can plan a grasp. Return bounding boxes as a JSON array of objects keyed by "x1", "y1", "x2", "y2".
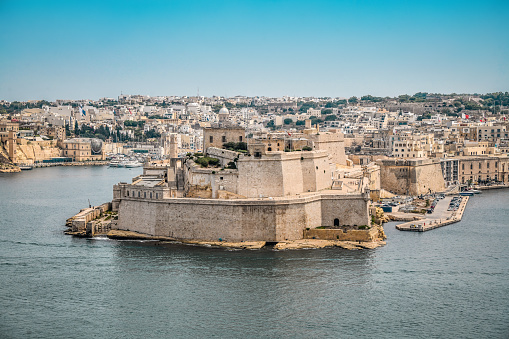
[
  {"x1": 195, "y1": 156, "x2": 220, "y2": 168},
  {"x1": 358, "y1": 225, "x2": 370, "y2": 230},
  {"x1": 302, "y1": 146, "x2": 312, "y2": 151},
  {"x1": 226, "y1": 161, "x2": 237, "y2": 169}
]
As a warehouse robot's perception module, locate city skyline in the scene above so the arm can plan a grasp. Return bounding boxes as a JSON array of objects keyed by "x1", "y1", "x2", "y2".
[{"x1": 1, "y1": 0, "x2": 508, "y2": 101}]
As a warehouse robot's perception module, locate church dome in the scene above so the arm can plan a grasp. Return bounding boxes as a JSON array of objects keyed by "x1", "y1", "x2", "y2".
[{"x1": 219, "y1": 107, "x2": 229, "y2": 114}]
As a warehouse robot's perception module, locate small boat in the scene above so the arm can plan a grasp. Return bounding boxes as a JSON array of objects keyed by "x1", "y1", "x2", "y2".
[
  {"x1": 19, "y1": 165, "x2": 33, "y2": 170},
  {"x1": 108, "y1": 160, "x2": 123, "y2": 167},
  {"x1": 123, "y1": 160, "x2": 143, "y2": 168},
  {"x1": 470, "y1": 190, "x2": 481, "y2": 194},
  {"x1": 459, "y1": 192, "x2": 474, "y2": 196}
]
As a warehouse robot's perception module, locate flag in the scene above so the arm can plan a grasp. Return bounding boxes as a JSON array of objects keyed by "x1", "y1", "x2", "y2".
[
  {"x1": 128, "y1": 108, "x2": 133, "y2": 115},
  {"x1": 287, "y1": 131, "x2": 292, "y2": 136},
  {"x1": 465, "y1": 114, "x2": 469, "y2": 119},
  {"x1": 80, "y1": 106, "x2": 86, "y2": 116}
]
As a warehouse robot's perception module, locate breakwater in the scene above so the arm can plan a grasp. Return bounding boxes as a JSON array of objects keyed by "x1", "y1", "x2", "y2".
[{"x1": 396, "y1": 196, "x2": 469, "y2": 232}]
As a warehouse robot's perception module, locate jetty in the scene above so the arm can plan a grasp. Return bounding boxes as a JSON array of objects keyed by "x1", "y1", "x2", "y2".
[{"x1": 396, "y1": 195, "x2": 469, "y2": 232}]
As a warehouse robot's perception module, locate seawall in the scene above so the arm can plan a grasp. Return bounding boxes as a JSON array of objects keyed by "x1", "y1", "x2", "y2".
[{"x1": 115, "y1": 192, "x2": 370, "y2": 242}]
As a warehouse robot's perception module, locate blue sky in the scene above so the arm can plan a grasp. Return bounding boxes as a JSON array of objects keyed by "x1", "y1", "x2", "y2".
[{"x1": 1, "y1": 0, "x2": 508, "y2": 101}]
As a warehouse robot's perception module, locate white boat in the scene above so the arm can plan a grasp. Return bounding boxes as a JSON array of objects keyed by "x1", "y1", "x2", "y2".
[
  {"x1": 123, "y1": 160, "x2": 143, "y2": 168},
  {"x1": 19, "y1": 165, "x2": 33, "y2": 170},
  {"x1": 108, "y1": 160, "x2": 124, "y2": 167}
]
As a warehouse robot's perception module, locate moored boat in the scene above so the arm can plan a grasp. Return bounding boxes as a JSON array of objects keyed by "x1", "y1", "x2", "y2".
[
  {"x1": 123, "y1": 160, "x2": 143, "y2": 168},
  {"x1": 460, "y1": 191, "x2": 474, "y2": 196}
]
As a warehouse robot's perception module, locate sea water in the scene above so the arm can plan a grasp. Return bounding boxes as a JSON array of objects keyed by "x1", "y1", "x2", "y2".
[{"x1": 1, "y1": 166, "x2": 508, "y2": 338}]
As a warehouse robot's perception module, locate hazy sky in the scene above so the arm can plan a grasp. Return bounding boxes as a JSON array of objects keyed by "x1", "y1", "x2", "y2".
[{"x1": 1, "y1": 0, "x2": 508, "y2": 101}]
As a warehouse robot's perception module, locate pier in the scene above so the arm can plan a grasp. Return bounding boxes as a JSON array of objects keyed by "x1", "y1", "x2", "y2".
[{"x1": 396, "y1": 195, "x2": 469, "y2": 232}]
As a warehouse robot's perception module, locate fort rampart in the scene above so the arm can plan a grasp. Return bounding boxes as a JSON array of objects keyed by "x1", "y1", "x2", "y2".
[{"x1": 114, "y1": 192, "x2": 370, "y2": 242}]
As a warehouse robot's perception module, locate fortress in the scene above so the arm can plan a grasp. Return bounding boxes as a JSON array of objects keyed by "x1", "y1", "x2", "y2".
[{"x1": 110, "y1": 127, "x2": 382, "y2": 243}]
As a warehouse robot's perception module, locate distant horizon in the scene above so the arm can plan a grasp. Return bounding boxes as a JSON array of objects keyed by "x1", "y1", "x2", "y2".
[
  {"x1": 2, "y1": 91, "x2": 509, "y2": 103},
  {"x1": 1, "y1": 0, "x2": 508, "y2": 102}
]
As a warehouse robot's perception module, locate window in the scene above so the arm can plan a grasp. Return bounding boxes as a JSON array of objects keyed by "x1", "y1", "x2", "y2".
[
  {"x1": 239, "y1": 136, "x2": 243, "y2": 142},
  {"x1": 462, "y1": 164, "x2": 464, "y2": 170},
  {"x1": 222, "y1": 136, "x2": 226, "y2": 143},
  {"x1": 209, "y1": 136, "x2": 213, "y2": 143},
  {"x1": 334, "y1": 218, "x2": 340, "y2": 227}
]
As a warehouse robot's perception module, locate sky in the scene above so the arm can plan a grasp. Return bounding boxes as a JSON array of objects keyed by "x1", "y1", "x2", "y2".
[{"x1": 0, "y1": 0, "x2": 508, "y2": 101}]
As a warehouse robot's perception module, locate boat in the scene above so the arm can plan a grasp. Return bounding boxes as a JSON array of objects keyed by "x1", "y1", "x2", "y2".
[
  {"x1": 123, "y1": 160, "x2": 143, "y2": 168},
  {"x1": 460, "y1": 192, "x2": 474, "y2": 196},
  {"x1": 108, "y1": 160, "x2": 123, "y2": 167},
  {"x1": 19, "y1": 165, "x2": 33, "y2": 170},
  {"x1": 471, "y1": 190, "x2": 481, "y2": 194}
]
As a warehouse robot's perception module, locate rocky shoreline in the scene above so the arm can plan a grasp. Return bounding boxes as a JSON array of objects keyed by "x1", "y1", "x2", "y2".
[{"x1": 104, "y1": 230, "x2": 386, "y2": 250}]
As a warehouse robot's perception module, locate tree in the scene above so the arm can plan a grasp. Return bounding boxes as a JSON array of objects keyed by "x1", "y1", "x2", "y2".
[
  {"x1": 348, "y1": 96, "x2": 358, "y2": 104},
  {"x1": 284, "y1": 118, "x2": 293, "y2": 125},
  {"x1": 398, "y1": 94, "x2": 410, "y2": 103},
  {"x1": 324, "y1": 115, "x2": 337, "y2": 121}
]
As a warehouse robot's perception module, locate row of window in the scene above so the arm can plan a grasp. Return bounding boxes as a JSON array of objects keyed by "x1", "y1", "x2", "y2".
[
  {"x1": 126, "y1": 190, "x2": 159, "y2": 199},
  {"x1": 209, "y1": 135, "x2": 243, "y2": 143},
  {"x1": 462, "y1": 162, "x2": 499, "y2": 170}
]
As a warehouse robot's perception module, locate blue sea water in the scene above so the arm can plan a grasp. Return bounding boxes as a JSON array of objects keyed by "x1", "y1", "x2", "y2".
[{"x1": 0, "y1": 166, "x2": 508, "y2": 338}]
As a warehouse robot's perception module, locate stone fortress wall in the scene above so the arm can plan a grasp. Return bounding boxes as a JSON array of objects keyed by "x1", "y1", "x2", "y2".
[
  {"x1": 114, "y1": 192, "x2": 370, "y2": 242},
  {"x1": 183, "y1": 148, "x2": 332, "y2": 199},
  {"x1": 377, "y1": 158, "x2": 445, "y2": 195}
]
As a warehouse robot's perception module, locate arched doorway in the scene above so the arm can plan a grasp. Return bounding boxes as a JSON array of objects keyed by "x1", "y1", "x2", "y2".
[{"x1": 334, "y1": 218, "x2": 340, "y2": 227}]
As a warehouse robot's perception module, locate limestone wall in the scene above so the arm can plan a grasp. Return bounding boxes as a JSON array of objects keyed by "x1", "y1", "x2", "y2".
[
  {"x1": 303, "y1": 227, "x2": 379, "y2": 241},
  {"x1": 16, "y1": 139, "x2": 61, "y2": 163},
  {"x1": 205, "y1": 147, "x2": 238, "y2": 166},
  {"x1": 378, "y1": 159, "x2": 445, "y2": 195},
  {"x1": 308, "y1": 132, "x2": 347, "y2": 165},
  {"x1": 236, "y1": 151, "x2": 331, "y2": 198},
  {"x1": 185, "y1": 166, "x2": 239, "y2": 198},
  {"x1": 321, "y1": 194, "x2": 370, "y2": 227},
  {"x1": 115, "y1": 192, "x2": 370, "y2": 242},
  {"x1": 203, "y1": 127, "x2": 245, "y2": 150}
]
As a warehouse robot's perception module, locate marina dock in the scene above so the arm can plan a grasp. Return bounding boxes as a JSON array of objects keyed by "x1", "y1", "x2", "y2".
[{"x1": 396, "y1": 195, "x2": 469, "y2": 232}]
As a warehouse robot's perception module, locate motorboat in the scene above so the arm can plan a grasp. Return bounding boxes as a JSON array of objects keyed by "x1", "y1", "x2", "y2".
[
  {"x1": 108, "y1": 159, "x2": 123, "y2": 167},
  {"x1": 123, "y1": 160, "x2": 143, "y2": 168}
]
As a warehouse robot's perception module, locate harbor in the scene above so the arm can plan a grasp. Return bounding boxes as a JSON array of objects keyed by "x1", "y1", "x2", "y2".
[{"x1": 395, "y1": 195, "x2": 469, "y2": 232}]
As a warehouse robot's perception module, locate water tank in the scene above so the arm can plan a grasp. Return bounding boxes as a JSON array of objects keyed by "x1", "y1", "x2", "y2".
[{"x1": 90, "y1": 138, "x2": 103, "y2": 154}]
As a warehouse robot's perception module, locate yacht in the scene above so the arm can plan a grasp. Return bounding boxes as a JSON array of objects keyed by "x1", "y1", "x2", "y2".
[{"x1": 123, "y1": 160, "x2": 143, "y2": 168}]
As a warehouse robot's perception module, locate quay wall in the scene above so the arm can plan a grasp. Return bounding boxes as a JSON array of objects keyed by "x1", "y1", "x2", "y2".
[
  {"x1": 116, "y1": 193, "x2": 369, "y2": 242},
  {"x1": 303, "y1": 227, "x2": 379, "y2": 242}
]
